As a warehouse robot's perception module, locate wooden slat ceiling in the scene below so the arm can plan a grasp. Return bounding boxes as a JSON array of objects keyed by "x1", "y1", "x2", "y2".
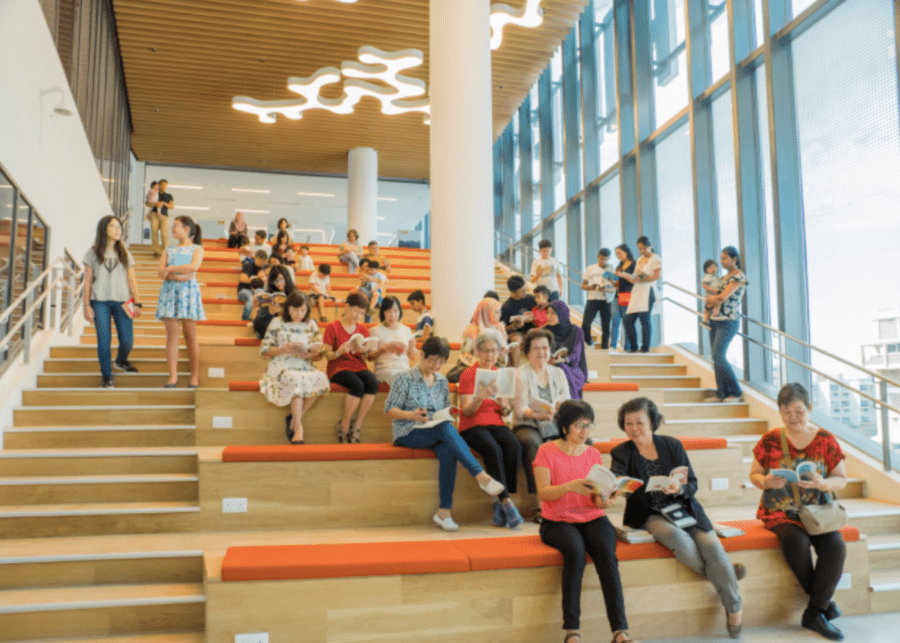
[{"x1": 111, "y1": 0, "x2": 590, "y2": 180}]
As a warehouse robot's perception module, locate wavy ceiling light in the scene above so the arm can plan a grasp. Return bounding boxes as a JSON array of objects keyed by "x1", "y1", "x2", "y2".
[
  {"x1": 489, "y1": 0, "x2": 544, "y2": 50},
  {"x1": 233, "y1": 47, "x2": 430, "y2": 125}
]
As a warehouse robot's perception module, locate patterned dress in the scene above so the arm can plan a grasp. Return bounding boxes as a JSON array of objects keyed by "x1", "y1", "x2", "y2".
[
  {"x1": 156, "y1": 244, "x2": 206, "y2": 320},
  {"x1": 753, "y1": 427, "x2": 845, "y2": 530},
  {"x1": 259, "y1": 318, "x2": 330, "y2": 406}
]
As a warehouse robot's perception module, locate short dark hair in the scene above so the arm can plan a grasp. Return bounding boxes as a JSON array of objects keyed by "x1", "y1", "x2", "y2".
[
  {"x1": 522, "y1": 328, "x2": 554, "y2": 355},
  {"x1": 538, "y1": 239, "x2": 553, "y2": 249},
  {"x1": 598, "y1": 248, "x2": 611, "y2": 257},
  {"x1": 555, "y1": 400, "x2": 594, "y2": 437},
  {"x1": 347, "y1": 229, "x2": 358, "y2": 240},
  {"x1": 255, "y1": 250, "x2": 269, "y2": 261},
  {"x1": 300, "y1": 245, "x2": 309, "y2": 252},
  {"x1": 282, "y1": 291, "x2": 311, "y2": 322},
  {"x1": 777, "y1": 383, "x2": 810, "y2": 410},
  {"x1": 254, "y1": 229, "x2": 266, "y2": 239},
  {"x1": 534, "y1": 285, "x2": 550, "y2": 298},
  {"x1": 249, "y1": 277, "x2": 264, "y2": 290},
  {"x1": 422, "y1": 336, "x2": 450, "y2": 360},
  {"x1": 636, "y1": 236, "x2": 651, "y2": 248},
  {"x1": 159, "y1": 178, "x2": 168, "y2": 184},
  {"x1": 407, "y1": 289, "x2": 426, "y2": 304},
  {"x1": 346, "y1": 292, "x2": 369, "y2": 309},
  {"x1": 368, "y1": 240, "x2": 378, "y2": 247},
  {"x1": 318, "y1": 263, "x2": 331, "y2": 276},
  {"x1": 378, "y1": 295, "x2": 402, "y2": 322},
  {"x1": 484, "y1": 290, "x2": 500, "y2": 301},
  {"x1": 617, "y1": 397, "x2": 664, "y2": 433},
  {"x1": 359, "y1": 258, "x2": 371, "y2": 270},
  {"x1": 150, "y1": 181, "x2": 158, "y2": 188},
  {"x1": 703, "y1": 259, "x2": 718, "y2": 272},
  {"x1": 269, "y1": 253, "x2": 283, "y2": 265},
  {"x1": 507, "y1": 275, "x2": 526, "y2": 292}
]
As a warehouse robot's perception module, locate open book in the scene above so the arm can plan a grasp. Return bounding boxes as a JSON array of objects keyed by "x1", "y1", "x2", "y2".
[
  {"x1": 586, "y1": 464, "x2": 644, "y2": 499},
  {"x1": 346, "y1": 333, "x2": 380, "y2": 352},
  {"x1": 474, "y1": 367, "x2": 516, "y2": 399},
  {"x1": 644, "y1": 465, "x2": 689, "y2": 492},
  {"x1": 712, "y1": 522, "x2": 745, "y2": 538},
  {"x1": 660, "y1": 502, "x2": 697, "y2": 528},
  {"x1": 603, "y1": 270, "x2": 619, "y2": 282},
  {"x1": 552, "y1": 347, "x2": 568, "y2": 360},
  {"x1": 413, "y1": 406, "x2": 458, "y2": 429},
  {"x1": 770, "y1": 461, "x2": 817, "y2": 482},
  {"x1": 616, "y1": 526, "x2": 656, "y2": 544},
  {"x1": 293, "y1": 341, "x2": 325, "y2": 355},
  {"x1": 529, "y1": 399, "x2": 554, "y2": 415},
  {"x1": 509, "y1": 312, "x2": 534, "y2": 325},
  {"x1": 257, "y1": 293, "x2": 287, "y2": 308}
]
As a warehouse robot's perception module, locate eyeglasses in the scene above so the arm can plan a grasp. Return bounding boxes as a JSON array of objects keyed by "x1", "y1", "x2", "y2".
[{"x1": 572, "y1": 421, "x2": 594, "y2": 431}]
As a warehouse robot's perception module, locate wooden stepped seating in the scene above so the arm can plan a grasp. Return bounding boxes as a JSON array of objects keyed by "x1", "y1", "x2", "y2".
[
  {"x1": 198, "y1": 438, "x2": 742, "y2": 531},
  {"x1": 206, "y1": 526, "x2": 866, "y2": 643},
  {"x1": 202, "y1": 282, "x2": 432, "y2": 304}
]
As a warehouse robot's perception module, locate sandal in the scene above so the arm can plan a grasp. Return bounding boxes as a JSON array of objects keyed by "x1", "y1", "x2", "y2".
[
  {"x1": 334, "y1": 421, "x2": 347, "y2": 444},
  {"x1": 349, "y1": 425, "x2": 361, "y2": 444},
  {"x1": 564, "y1": 634, "x2": 580, "y2": 643},
  {"x1": 612, "y1": 631, "x2": 635, "y2": 643},
  {"x1": 286, "y1": 415, "x2": 304, "y2": 444}
]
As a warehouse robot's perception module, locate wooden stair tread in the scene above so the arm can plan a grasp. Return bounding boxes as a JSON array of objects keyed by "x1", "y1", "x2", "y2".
[
  {"x1": 870, "y1": 569, "x2": 900, "y2": 590},
  {"x1": 5, "y1": 425, "x2": 196, "y2": 432},
  {"x1": 16, "y1": 632, "x2": 206, "y2": 643},
  {"x1": 664, "y1": 417, "x2": 764, "y2": 425},
  {"x1": 0, "y1": 448, "x2": 199, "y2": 458},
  {"x1": 0, "y1": 501, "x2": 200, "y2": 517},
  {"x1": 0, "y1": 582, "x2": 204, "y2": 613},
  {"x1": 0, "y1": 474, "x2": 199, "y2": 484},
  {"x1": 0, "y1": 550, "x2": 203, "y2": 564},
  {"x1": 866, "y1": 534, "x2": 900, "y2": 550}
]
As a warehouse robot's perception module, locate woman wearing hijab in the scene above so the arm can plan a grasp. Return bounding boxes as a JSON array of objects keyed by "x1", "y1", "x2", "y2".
[{"x1": 546, "y1": 299, "x2": 588, "y2": 399}]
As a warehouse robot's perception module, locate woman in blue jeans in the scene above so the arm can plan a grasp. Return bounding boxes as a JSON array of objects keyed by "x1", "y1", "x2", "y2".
[
  {"x1": 609, "y1": 244, "x2": 635, "y2": 352},
  {"x1": 704, "y1": 247, "x2": 748, "y2": 403},
  {"x1": 384, "y1": 336, "x2": 505, "y2": 531},
  {"x1": 82, "y1": 216, "x2": 142, "y2": 388}
]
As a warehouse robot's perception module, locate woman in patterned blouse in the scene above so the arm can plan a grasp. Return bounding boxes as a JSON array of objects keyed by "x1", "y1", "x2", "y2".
[
  {"x1": 749, "y1": 383, "x2": 848, "y2": 641},
  {"x1": 703, "y1": 246, "x2": 748, "y2": 403}
]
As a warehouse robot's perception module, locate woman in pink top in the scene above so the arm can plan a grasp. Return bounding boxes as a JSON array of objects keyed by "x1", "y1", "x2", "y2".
[{"x1": 534, "y1": 400, "x2": 637, "y2": 643}]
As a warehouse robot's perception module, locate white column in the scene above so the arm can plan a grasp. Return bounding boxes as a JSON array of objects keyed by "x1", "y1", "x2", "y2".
[
  {"x1": 430, "y1": 0, "x2": 494, "y2": 340},
  {"x1": 347, "y1": 147, "x2": 378, "y2": 247}
]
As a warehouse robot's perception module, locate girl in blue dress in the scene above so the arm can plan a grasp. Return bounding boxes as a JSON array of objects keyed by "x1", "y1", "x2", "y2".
[{"x1": 156, "y1": 215, "x2": 205, "y2": 388}]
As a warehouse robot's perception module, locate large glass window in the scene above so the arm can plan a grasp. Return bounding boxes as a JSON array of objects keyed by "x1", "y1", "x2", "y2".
[
  {"x1": 600, "y1": 176, "x2": 622, "y2": 249},
  {"x1": 709, "y1": 1, "x2": 731, "y2": 81},
  {"x1": 530, "y1": 83, "x2": 542, "y2": 226},
  {"x1": 652, "y1": 0, "x2": 689, "y2": 128},
  {"x1": 711, "y1": 91, "x2": 738, "y2": 248},
  {"x1": 595, "y1": 0, "x2": 619, "y2": 173},
  {"x1": 551, "y1": 48, "x2": 566, "y2": 209}
]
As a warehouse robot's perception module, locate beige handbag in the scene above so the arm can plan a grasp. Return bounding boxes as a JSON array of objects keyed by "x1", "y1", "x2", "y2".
[{"x1": 779, "y1": 429, "x2": 847, "y2": 536}]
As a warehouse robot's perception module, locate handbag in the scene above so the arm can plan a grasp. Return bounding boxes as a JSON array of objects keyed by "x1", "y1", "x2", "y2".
[
  {"x1": 617, "y1": 291, "x2": 631, "y2": 307},
  {"x1": 779, "y1": 429, "x2": 847, "y2": 535},
  {"x1": 445, "y1": 359, "x2": 467, "y2": 384}
]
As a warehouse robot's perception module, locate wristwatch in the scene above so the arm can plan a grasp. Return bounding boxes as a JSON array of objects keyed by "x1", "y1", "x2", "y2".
[{"x1": 134, "y1": 302, "x2": 143, "y2": 308}]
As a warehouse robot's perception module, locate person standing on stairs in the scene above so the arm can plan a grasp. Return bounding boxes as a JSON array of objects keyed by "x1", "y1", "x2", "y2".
[
  {"x1": 703, "y1": 246, "x2": 748, "y2": 403},
  {"x1": 82, "y1": 215, "x2": 142, "y2": 389},
  {"x1": 156, "y1": 216, "x2": 205, "y2": 388}
]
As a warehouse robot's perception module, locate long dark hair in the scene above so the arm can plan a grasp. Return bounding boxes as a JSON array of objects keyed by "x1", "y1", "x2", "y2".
[
  {"x1": 92, "y1": 215, "x2": 129, "y2": 265},
  {"x1": 722, "y1": 246, "x2": 741, "y2": 269},
  {"x1": 616, "y1": 243, "x2": 634, "y2": 263},
  {"x1": 266, "y1": 264, "x2": 296, "y2": 295},
  {"x1": 175, "y1": 216, "x2": 203, "y2": 245}
]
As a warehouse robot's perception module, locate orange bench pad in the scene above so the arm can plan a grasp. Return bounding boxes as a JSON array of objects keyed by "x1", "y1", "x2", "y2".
[
  {"x1": 582, "y1": 383, "x2": 640, "y2": 392},
  {"x1": 222, "y1": 541, "x2": 470, "y2": 581},
  {"x1": 222, "y1": 443, "x2": 417, "y2": 462}
]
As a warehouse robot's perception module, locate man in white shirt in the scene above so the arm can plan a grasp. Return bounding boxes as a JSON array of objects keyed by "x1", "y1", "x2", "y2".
[
  {"x1": 309, "y1": 263, "x2": 334, "y2": 322},
  {"x1": 581, "y1": 248, "x2": 616, "y2": 348},
  {"x1": 247, "y1": 230, "x2": 271, "y2": 258},
  {"x1": 529, "y1": 239, "x2": 564, "y2": 301}
]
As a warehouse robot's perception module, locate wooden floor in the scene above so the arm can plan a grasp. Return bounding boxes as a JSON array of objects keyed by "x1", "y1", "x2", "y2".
[{"x1": 1, "y1": 242, "x2": 898, "y2": 643}]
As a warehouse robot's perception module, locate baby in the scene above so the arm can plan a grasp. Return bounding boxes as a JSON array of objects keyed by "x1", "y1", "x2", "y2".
[{"x1": 701, "y1": 259, "x2": 723, "y2": 323}]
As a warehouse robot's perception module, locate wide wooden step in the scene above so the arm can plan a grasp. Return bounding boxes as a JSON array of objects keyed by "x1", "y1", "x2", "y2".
[
  {"x1": 22, "y1": 389, "x2": 194, "y2": 407},
  {"x1": 607, "y1": 352, "x2": 674, "y2": 364},
  {"x1": 37, "y1": 373, "x2": 193, "y2": 388},
  {"x1": 870, "y1": 569, "x2": 900, "y2": 613},
  {"x1": 663, "y1": 387, "x2": 718, "y2": 403},
  {"x1": 662, "y1": 402, "x2": 750, "y2": 420},
  {"x1": 611, "y1": 374, "x2": 701, "y2": 388},
  {"x1": 0, "y1": 582, "x2": 205, "y2": 642},
  {"x1": 14, "y1": 406, "x2": 195, "y2": 427},
  {"x1": 0, "y1": 474, "x2": 199, "y2": 505},
  {"x1": 610, "y1": 363, "x2": 687, "y2": 377},
  {"x1": 662, "y1": 417, "x2": 768, "y2": 436},
  {"x1": 83, "y1": 325, "x2": 168, "y2": 337},
  {"x1": 10, "y1": 633, "x2": 206, "y2": 643},
  {"x1": 3, "y1": 426, "x2": 196, "y2": 449},
  {"x1": 0, "y1": 502, "x2": 201, "y2": 539},
  {"x1": 868, "y1": 535, "x2": 900, "y2": 572},
  {"x1": 0, "y1": 449, "x2": 198, "y2": 476},
  {"x1": 44, "y1": 358, "x2": 189, "y2": 374},
  {"x1": 50, "y1": 346, "x2": 180, "y2": 359}
]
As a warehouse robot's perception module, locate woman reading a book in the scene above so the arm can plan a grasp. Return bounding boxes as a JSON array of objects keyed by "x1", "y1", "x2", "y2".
[
  {"x1": 749, "y1": 383, "x2": 848, "y2": 641},
  {"x1": 545, "y1": 300, "x2": 588, "y2": 399},
  {"x1": 368, "y1": 296, "x2": 417, "y2": 385},
  {"x1": 251, "y1": 264, "x2": 296, "y2": 340},
  {"x1": 384, "y1": 336, "x2": 506, "y2": 532},
  {"x1": 322, "y1": 293, "x2": 379, "y2": 443},
  {"x1": 457, "y1": 329, "x2": 524, "y2": 529},
  {"x1": 610, "y1": 397, "x2": 744, "y2": 639},
  {"x1": 258, "y1": 292, "x2": 330, "y2": 444},
  {"x1": 511, "y1": 328, "x2": 571, "y2": 522},
  {"x1": 534, "y1": 400, "x2": 637, "y2": 643}
]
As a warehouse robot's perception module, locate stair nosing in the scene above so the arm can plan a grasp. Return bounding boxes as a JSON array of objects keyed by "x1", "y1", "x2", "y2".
[
  {"x1": 4, "y1": 425, "x2": 196, "y2": 433},
  {"x1": 16, "y1": 405, "x2": 195, "y2": 411},
  {"x1": 0, "y1": 588, "x2": 205, "y2": 615},
  {"x1": 0, "y1": 474, "x2": 199, "y2": 485},
  {"x1": 0, "y1": 550, "x2": 204, "y2": 565},
  {"x1": 0, "y1": 449, "x2": 198, "y2": 458},
  {"x1": 0, "y1": 504, "x2": 201, "y2": 518}
]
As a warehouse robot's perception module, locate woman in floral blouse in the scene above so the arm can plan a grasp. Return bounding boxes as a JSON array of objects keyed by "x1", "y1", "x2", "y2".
[
  {"x1": 703, "y1": 246, "x2": 748, "y2": 403},
  {"x1": 259, "y1": 291, "x2": 330, "y2": 444},
  {"x1": 749, "y1": 383, "x2": 848, "y2": 641}
]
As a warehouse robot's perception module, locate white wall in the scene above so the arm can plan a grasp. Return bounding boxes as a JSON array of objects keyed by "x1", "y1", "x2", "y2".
[{"x1": 0, "y1": 0, "x2": 112, "y2": 262}]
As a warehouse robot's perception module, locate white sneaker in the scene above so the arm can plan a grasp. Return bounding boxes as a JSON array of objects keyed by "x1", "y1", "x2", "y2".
[
  {"x1": 722, "y1": 396, "x2": 744, "y2": 403},
  {"x1": 702, "y1": 395, "x2": 721, "y2": 403},
  {"x1": 432, "y1": 513, "x2": 459, "y2": 531},
  {"x1": 608, "y1": 349, "x2": 617, "y2": 355},
  {"x1": 478, "y1": 477, "x2": 505, "y2": 496}
]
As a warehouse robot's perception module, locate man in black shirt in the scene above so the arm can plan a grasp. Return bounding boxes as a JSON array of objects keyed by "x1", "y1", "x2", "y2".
[
  {"x1": 151, "y1": 179, "x2": 175, "y2": 257},
  {"x1": 500, "y1": 275, "x2": 537, "y2": 366},
  {"x1": 237, "y1": 251, "x2": 268, "y2": 320}
]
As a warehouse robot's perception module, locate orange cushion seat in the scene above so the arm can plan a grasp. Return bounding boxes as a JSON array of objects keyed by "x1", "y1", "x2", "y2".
[
  {"x1": 222, "y1": 541, "x2": 470, "y2": 581},
  {"x1": 582, "y1": 383, "x2": 640, "y2": 392},
  {"x1": 199, "y1": 319, "x2": 253, "y2": 327},
  {"x1": 222, "y1": 443, "x2": 417, "y2": 462},
  {"x1": 234, "y1": 338, "x2": 262, "y2": 346}
]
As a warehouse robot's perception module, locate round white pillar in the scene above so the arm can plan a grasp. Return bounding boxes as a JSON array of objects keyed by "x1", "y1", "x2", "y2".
[
  {"x1": 430, "y1": 0, "x2": 494, "y2": 340},
  {"x1": 347, "y1": 147, "x2": 378, "y2": 246}
]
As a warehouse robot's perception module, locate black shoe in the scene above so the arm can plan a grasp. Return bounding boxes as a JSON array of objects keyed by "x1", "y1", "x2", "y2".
[
  {"x1": 113, "y1": 360, "x2": 139, "y2": 373},
  {"x1": 100, "y1": 377, "x2": 115, "y2": 389},
  {"x1": 285, "y1": 415, "x2": 294, "y2": 442},
  {"x1": 802, "y1": 608, "x2": 844, "y2": 641},
  {"x1": 824, "y1": 601, "x2": 842, "y2": 621}
]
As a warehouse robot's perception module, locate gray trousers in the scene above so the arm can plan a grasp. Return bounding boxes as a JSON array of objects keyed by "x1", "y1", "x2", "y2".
[{"x1": 644, "y1": 514, "x2": 742, "y2": 613}]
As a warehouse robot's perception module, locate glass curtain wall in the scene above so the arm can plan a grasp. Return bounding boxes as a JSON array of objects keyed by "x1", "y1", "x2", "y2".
[
  {"x1": 492, "y1": 0, "x2": 900, "y2": 429},
  {"x1": 39, "y1": 0, "x2": 132, "y2": 219}
]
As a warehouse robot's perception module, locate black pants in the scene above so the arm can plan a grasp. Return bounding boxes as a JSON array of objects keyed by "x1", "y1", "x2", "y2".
[
  {"x1": 329, "y1": 369, "x2": 378, "y2": 398},
  {"x1": 514, "y1": 425, "x2": 555, "y2": 494},
  {"x1": 582, "y1": 300, "x2": 611, "y2": 348},
  {"x1": 540, "y1": 516, "x2": 628, "y2": 633},
  {"x1": 771, "y1": 522, "x2": 846, "y2": 612},
  {"x1": 623, "y1": 311, "x2": 650, "y2": 352},
  {"x1": 227, "y1": 234, "x2": 243, "y2": 248},
  {"x1": 460, "y1": 424, "x2": 522, "y2": 501}
]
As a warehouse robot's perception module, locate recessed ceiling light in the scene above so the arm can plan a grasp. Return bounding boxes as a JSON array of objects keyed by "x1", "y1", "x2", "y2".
[
  {"x1": 377, "y1": 197, "x2": 398, "y2": 202},
  {"x1": 231, "y1": 188, "x2": 271, "y2": 193},
  {"x1": 240, "y1": 209, "x2": 270, "y2": 213},
  {"x1": 490, "y1": 0, "x2": 544, "y2": 50},
  {"x1": 167, "y1": 185, "x2": 204, "y2": 190},
  {"x1": 176, "y1": 205, "x2": 211, "y2": 211},
  {"x1": 297, "y1": 191, "x2": 335, "y2": 197}
]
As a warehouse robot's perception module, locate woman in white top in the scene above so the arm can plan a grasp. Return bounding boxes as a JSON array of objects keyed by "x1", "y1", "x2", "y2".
[
  {"x1": 337, "y1": 229, "x2": 362, "y2": 274},
  {"x1": 369, "y1": 296, "x2": 417, "y2": 385},
  {"x1": 512, "y1": 328, "x2": 571, "y2": 521},
  {"x1": 618, "y1": 236, "x2": 661, "y2": 353}
]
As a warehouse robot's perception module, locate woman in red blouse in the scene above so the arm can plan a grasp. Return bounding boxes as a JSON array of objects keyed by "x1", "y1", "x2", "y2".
[{"x1": 749, "y1": 383, "x2": 848, "y2": 641}]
